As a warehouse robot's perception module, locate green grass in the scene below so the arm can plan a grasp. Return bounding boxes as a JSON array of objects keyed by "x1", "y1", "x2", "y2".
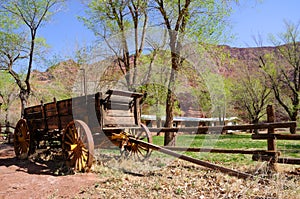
[{"x1": 152, "y1": 133, "x2": 300, "y2": 165}]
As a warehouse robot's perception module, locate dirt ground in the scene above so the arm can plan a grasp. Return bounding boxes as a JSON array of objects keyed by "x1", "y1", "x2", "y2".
[
  {"x1": 1, "y1": 142, "x2": 300, "y2": 199},
  {"x1": 0, "y1": 143, "x2": 97, "y2": 199}
]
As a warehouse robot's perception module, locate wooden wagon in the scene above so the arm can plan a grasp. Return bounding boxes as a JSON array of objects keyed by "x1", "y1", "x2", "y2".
[{"x1": 13, "y1": 90, "x2": 152, "y2": 171}]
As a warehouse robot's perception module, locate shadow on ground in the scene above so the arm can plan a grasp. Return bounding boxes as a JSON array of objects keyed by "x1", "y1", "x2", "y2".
[{"x1": 0, "y1": 143, "x2": 70, "y2": 176}]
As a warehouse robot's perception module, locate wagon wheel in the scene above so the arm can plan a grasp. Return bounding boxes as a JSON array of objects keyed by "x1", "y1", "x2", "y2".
[
  {"x1": 123, "y1": 123, "x2": 152, "y2": 161},
  {"x1": 14, "y1": 119, "x2": 30, "y2": 159},
  {"x1": 63, "y1": 120, "x2": 94, "y2": 172}
]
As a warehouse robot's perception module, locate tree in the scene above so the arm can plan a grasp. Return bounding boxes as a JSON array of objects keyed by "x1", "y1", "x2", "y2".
[
  {"x1": 0, "y1": 0, "x2": 64, "y2": 117},
  {"x1": 230, "y1": 62, "x2": 272, "y2": 127},
  {"x1": 152, "y1": 0, "x2": 234, "y2": 145},
  {"x1": 83, "y1": 0, "x2": 235, "y2": 145},
  {"x1": 0, "y1": 71, "x2": 18, "y2": 123},
  {"x1": 82, "y1": 0, "x2": 149, "y2": 91},
  {"x1": 259, "y1": 20, "x2": 300, "y2": 134},
  {"x1": 0, "y1": 12, "x2": 29, "y2": 117}
]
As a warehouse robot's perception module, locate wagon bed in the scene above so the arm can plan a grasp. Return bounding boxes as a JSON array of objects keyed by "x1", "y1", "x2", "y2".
[{"x1": 14, "y1": 89, "x2": 152, "y2": 171}]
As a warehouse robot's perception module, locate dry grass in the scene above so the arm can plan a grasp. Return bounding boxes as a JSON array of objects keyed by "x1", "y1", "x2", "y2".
[{"x1": 76, "y1": 150, "x2": 300, "y2": 199}]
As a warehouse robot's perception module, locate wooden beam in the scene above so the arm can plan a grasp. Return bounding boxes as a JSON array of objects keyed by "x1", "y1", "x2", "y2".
[
  {"x1": 147, "y1": 122, "x2": 296, "y2": 133},
  {"x1": 252, "y1": 155, "x2": 300, "y2": 165},
  {"x1": 277, "y1": 157, "x2": 300, "y2": 165},
  {"x1": 163, "y1": 146, "x2": 279, "y2": 155},
  {"x1": 106, "y1": 89, "x2": 143, "y2": 98},
  {"x1": 132, "y1": 138, "x2": 254, "y2": 179},
  {"x1": 252, "y1": 134, "x2": 300, "y2": 140},
  {"x1": 267, "y1": 105, "x2": 276, "y2": 151}
]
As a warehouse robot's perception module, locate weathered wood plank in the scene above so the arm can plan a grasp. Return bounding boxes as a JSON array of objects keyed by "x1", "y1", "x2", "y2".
[
  {"x1": 252, "y1": 134, "x2": 300, "y2": 140},
  {"x1": 132, "y1": 138, "x2": 254, "y2": 179},
  {"x1": 46, "y1": 117, "x2": 60, "y2": 130},
  {"x1": 106, "y1": 89, "x2": 143, "y2": 98},
  {"x1": 57, "y1": 99, "x2": 73, "y2": 115},
  {"x1": 44, "y1": 109, "x2": 58, "y2": 117},
  {"x1": 103, "y1": 116, "x2": 136, "y2": 127},
  {"x1": 24, "y1": 105, "x2": 43, "y2": 114},
  {"x1": 146, "y1": 122, "x2": 296, "y2": 133},
  {"x1": 163, "y1": 146, "x2": 277, "y2": 155},
  {"x1": 44, "y1": 102, "x2": 56, "y2": 110},
  {"x1": 105, "y1": 109, "x2": 134, "y2": 117},
  {"x1": 104, "y1": 101, "x2": 132, "y2": 110},
  {"x1": 59, "y1": 115, "x2": 74, "y2": 128},
  {"x1": 277, "y1": 157, "x2": 300, "y2": 164},
  {"x1": 25, "y1": 112, "x2": 44, "y2": 120},
  {"x1": 28, "y1": 118, "x2": 45, "y2": 129}
]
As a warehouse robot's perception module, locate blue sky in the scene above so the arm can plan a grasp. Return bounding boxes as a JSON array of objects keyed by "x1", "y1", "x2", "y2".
[
  {"x1": 229, "y1": 0, "x2": 300, "y2": 47},
  {"x1": 39, "y1": 0, "x2": 300, "y2": 60}
]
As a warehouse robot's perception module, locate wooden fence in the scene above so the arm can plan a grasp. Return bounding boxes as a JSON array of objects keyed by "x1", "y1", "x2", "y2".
[
  {"x1": 0, "y1": 122, "x2": 15, "y2": 144},
  {"x1": 149, "y1": 105, "x2": 300, "y2": 170},
  {"x1": 252, "y1": 105, "x2": 300, "y2": 167}
]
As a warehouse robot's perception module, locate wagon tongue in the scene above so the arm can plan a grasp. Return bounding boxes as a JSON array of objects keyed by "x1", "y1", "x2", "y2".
[{"x1": 130, "y1": 138, "x2": 255, "y2": 180}]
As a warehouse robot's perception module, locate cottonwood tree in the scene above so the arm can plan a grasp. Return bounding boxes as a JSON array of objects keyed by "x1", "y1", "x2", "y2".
[
  {"x1": 0, "y1": 71, "x2": 18, "y2": 123},
  {"x1": 152, "y1": 0, "x2": 235, "y2": 145},
  {"x1": 82, "y1": 0, "x2": 149, "y2": 90},
  {"x1": 230, "y1": 63, "x2": 272, "y2": 128},
  {"x1": 83, "y1": 0, "x2": 236, "y2": 145},
  {"x1": 82, "y1": 0, "x2": 171, "y2": 132},
  {"x1": 259, "y1": 20, "x2": 300, "y2": 134},
  {"x1": 0, "y1": 13, "x2": 29, "y2": 117},
  {"x1": 0, "y1": 0, "x2": 64, "y2": 117},
  {"x1": 228, "y1": 34, "x2": 273, "y2": 128}
]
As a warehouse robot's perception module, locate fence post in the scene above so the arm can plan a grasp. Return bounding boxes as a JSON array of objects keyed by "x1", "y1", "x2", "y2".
[
  {"x1": 5, "y1": 121, "x2": 11, "y2": 144},
  {"x1": 266, "y1": 105, "x2": 278, "y2": 172}
]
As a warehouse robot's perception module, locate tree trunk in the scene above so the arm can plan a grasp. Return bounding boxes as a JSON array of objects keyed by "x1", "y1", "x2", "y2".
[
  {"x1": 266, "y1": 105, "x2": 278, "y2": 172},
  {"x1": 289, "y1": 96, "x2": 299, "y2": 134},
  {"x1": 19, "y1": 89, "x2": 28, "y2": 118},
  {"x1": 290, "y1": 113, "x2": 297, "y2": 134},
  {"x1": 252, "y1": 118, "x2": 259, "y2": 134},
  {"x1": 164, "y1": 69, "x2": 176, "y2": 146}
]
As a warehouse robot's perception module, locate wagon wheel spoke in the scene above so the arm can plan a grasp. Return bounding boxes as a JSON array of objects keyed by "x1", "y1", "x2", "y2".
[
  {"x1": 125, "y1": 124, "x2": 152, "y2": 161},
  {"x1": 63, "y1": 120, "x2": 94, "y2": 172},
  {"x1": 136, "y1": 134, "x2": 147, "y2": 141},
  {"x1": 80, "y1": 131, "x2": 88, "y2": 143},
  {"x1": 14, "y1": 119, "x2": 30, "y2": 159}
]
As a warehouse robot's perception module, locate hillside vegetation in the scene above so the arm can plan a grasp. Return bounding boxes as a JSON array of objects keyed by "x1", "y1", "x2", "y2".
[{"x1": 0, "y1": 44, "x2": 291, "y2": 125}]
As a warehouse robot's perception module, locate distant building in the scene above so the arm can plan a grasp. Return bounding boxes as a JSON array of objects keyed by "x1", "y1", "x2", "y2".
[{"x1": 141, "y1": 115, "x2": 240, "y2": 128}]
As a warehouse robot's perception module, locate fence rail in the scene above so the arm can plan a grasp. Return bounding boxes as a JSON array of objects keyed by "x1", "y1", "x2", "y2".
[
  {"x1": 252, "y1": 133, "x2": 300, "y2": 140},
  {"x1": 0, "y1": 122, "x2": 15, "y2": 144},
  {"x1": 147, "y1": 121, "x2": 296, "y2": 134},
  {"x1": 147, "y1": 106, "x2": 299, "y2": 169}
]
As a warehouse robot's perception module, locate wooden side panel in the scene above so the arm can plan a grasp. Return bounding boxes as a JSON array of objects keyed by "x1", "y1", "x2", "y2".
[
  {"x1": 57, "y1": 94, "x2": 99, "y2": 129},
  {"x1": 57, "y1": 99, "x2": 73, "y2": 129},
  {"x1": 24, "y1": 105, "x2": 43, "y2": 114},
  {"x1": 102, "y1": 96, "x2": 137, "y2": 127},
  {"x1": 25, "y1": 111, "x2": 44, "y2": 120},
  {"x1": 44, "y1": 102, "x2": 59, "y2": 130},
  {"x1": 24, "y1": 105, "x2": 46, "y2": 130},
  {"x1": 60, "y1": 115, "x2": 74, "y2": 129},
  {"x1": 28, "y1": 119, "x2": 45, "y2": 130},
  {"x1": 57, "y1": 99, "x2": 73, "y2": 116},
  {"x1": 72, "y1": 96, "x2": 89, "y2": 123},
  {"x1": 105, "y1": 109, "x2": 134, "y2": 117},
  {"x1": 103, "y1": 115, "x2": 136, "y2": 127}
]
